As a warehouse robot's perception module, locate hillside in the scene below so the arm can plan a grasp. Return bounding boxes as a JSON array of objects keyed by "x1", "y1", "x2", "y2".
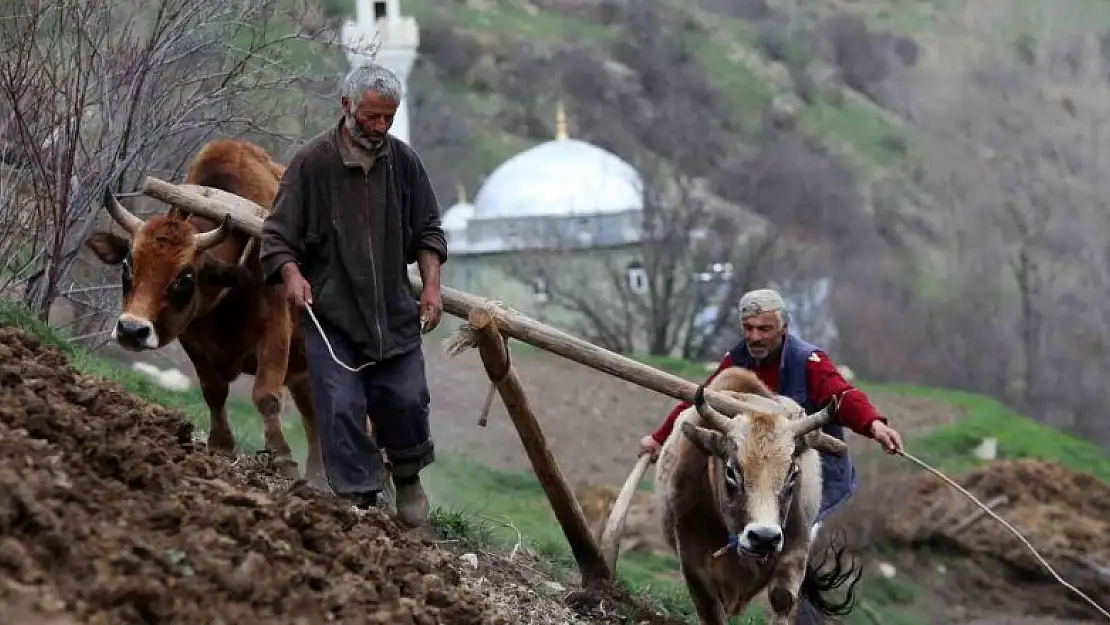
[{"x1": 386, "y1": 0, "x2": 1110, "y2": 452}]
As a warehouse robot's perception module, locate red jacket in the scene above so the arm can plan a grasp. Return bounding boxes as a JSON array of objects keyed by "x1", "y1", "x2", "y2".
[{"x1": 650, "y1": 350, "x2": 886, "y2": 444}]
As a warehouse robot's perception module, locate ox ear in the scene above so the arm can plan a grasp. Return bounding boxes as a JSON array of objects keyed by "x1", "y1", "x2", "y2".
[
  {"x1": 800, "y1": 431, "x2": 849, "y2": 456},
  {"x1": 680, "y1": 421, "x2": 728, "y2": 458},
  {"x1": 198, "y1": 259, "x2": 253, "y2": 289},
  {"x1": 85, "y1": 232, "x2": 129, "y2": 265}
]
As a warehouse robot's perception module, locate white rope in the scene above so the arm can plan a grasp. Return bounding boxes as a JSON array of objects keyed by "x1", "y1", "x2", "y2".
[
  {"x1": 899, "y1": 450, "x2": 1110, "y2": 621},
  {"x1": 303, "y1": 304, "x2": 376, "y2": 373}
]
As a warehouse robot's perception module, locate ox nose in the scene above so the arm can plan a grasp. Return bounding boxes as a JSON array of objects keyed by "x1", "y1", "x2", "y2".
[
  {"x1": 114, "y1": 316, "x2": 156, "y2": 349},
  {"x1": 743, "y1": 524, "x2": 783, "y2": 553}
]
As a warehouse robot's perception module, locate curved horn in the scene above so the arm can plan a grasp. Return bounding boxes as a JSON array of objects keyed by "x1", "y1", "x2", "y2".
[
  {"x1": 791, "y1": 394, "x2": 842, "y2": 436},
  {"x1": 103, "y1": 187, "x2": 144, "y2": 235},
  {"x1": 192, "y1": 213, "x2": 233, "y2": 252},
  {"x1": 693, "y1": 384, "x2": 735, "y2": 432}
]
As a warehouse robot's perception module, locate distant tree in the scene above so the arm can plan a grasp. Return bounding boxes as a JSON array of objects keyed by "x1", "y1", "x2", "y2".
[{"x1": 859, "y1": 31, "x2": 1110, "y2": 447}]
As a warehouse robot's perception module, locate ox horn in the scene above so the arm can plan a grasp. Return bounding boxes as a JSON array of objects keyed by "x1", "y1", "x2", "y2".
[
  {"x1": 692, "y1": 384, "x2": 735, "y2": 432},
  {"x1": 103, "y1": 187, "x2": 145, "y2": 235},
  {"x1": 791, "y1": 394, "x2": 842, "y2": 436},
  {"x1": 192, "y1": 213, "x2": 233, "y2": 252}
]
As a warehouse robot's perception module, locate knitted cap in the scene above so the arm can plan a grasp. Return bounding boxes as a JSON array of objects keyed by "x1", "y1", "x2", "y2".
[{"x1": 738, "y1": 288, "x2": 787, "y2": 319}]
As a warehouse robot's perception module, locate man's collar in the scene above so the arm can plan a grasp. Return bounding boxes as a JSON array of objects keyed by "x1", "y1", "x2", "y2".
[{"x1": 334, "y1": 116, "x2": 389, "y2": 168}]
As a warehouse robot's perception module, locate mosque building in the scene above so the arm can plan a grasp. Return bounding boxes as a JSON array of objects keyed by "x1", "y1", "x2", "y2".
[
  {"x1": 438, "y1": 102, "x2": 656, "y2": 327},
  {"x1": 342, "y1": 0, "x2": 838, "y2": 355}
]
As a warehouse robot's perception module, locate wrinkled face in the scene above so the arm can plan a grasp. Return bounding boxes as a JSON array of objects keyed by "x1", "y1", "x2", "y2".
[
  {"x1": 84, "y1": 193, "x2": 248, "y2": 351},
  {"x1": 341, "y1": 90, "x2": 399, "y2": 150},
  {"x1": 742, "y1": 310, "x2": 786, "y2": 360},
  {"x1": 682, "y1": 387, "x2": 847, "y2": 558},
  {"x1": 682, "y1": 413, "x2": 803, "y2": 557}
]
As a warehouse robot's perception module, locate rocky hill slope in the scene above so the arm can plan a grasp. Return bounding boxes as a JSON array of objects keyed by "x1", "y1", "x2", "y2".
[{"x1": 375, "y1": 0, "x2": 1110, "y2": 449}]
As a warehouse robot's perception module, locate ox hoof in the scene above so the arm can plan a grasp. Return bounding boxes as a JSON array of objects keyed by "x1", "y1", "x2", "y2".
[
  {"x1": 270, "y1": 455, "x2": 301, "y2": 479},
  {"x1": 768, "y1": 587, "x2": 795, "y2": 615},
  {"x1": 206, "y1": 442, "x2": 238, "y2": 458},
  {"x1": 206, "y1": 435, "x2": 237, "y2": 456}
]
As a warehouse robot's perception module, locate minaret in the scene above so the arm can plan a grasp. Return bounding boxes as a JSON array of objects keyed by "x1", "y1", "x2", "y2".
[
  {"x1": 555, "y1": 100, "x2": 568, "y2": 141},
  {"x1": 342, "y1": 0, "x2": 419, "y2": 145}
]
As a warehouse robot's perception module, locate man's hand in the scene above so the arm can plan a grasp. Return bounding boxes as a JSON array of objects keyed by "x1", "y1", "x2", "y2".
[
  {"x1": 869, "y1": 421, "x2": 904, "y2": 455},
  {"x1": 281, "y1": 263, "x2": 313, "y2": 309},
  {"x1": 419, "y1": 286, "x2": 442, "y2": 334},
  {"x1": 638, "y1": 434, "x2": 662, "y2": 460}
]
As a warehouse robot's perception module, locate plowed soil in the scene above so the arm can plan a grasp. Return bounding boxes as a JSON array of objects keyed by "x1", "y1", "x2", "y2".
[
  {"x1": 876, "y1": 459, "x2": 1110, "y2": 622},
  {"x1": 0, "y1": 325, "x2": 505, "y2": 625}
]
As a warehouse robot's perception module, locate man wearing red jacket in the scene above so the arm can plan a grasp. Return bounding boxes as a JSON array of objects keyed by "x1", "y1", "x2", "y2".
[{"x1": 639, "y1": 288, "x2": 903, "y2": 529}]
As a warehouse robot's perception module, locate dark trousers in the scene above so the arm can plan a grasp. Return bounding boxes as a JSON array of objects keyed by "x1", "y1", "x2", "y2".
[{"x1": 302, "y1": 319, "x2": 435, "y2": 497}]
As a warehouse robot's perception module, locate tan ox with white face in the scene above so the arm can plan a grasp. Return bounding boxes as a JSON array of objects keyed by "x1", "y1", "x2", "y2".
[{"x1": 654, "y1": 368, "x2": 862, "y2": 625}]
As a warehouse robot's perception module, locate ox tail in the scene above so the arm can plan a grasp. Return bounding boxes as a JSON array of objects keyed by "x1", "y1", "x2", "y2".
[{"x1": 795, "y1": 529, "x2": 863, "y2": 624}]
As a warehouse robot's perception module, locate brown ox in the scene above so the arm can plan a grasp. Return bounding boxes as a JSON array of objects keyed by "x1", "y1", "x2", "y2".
[
  {"x1": 84, "y1": 139, "x2": 322, "y2": 485},
  {"x1": 654, "y1": 368, "x2": 862, "y2": 625}
]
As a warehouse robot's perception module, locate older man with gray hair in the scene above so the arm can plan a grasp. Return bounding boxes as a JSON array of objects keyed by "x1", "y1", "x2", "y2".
[
  {"x1": 259, "y1": 63, "x2": 447, "y2": 528},
  {"x1": 639, "y1": 287, "x2": 903, "y2": 529}
]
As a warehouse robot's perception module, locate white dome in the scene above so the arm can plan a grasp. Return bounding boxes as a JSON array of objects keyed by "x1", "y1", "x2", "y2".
[
  {"x1": 472, "y1": 138, "x2": 642, "y2": 219},
  {"x1": 442, "y1": 202, "x2": 474, "y2": 231}
]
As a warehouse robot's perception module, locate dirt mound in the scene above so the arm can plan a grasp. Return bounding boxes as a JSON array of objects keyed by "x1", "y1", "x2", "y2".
[
  {"x1": 575, "y1": 483, "x2": 668, "y2": 558},
  {"x1": 883, "y1": 459, "x2": 1110, "y2": 568},
  {"x1": 879, "y1": 459, "x2": 1110, "y2": 620},
  {"x1": 0, "y1": 325, "x2": 508, "y2": 624}
]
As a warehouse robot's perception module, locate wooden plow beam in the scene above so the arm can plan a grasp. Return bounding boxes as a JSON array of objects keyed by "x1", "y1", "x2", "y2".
[{"x1": 137, "y1": 176, "x2": 755, "y2": 586}]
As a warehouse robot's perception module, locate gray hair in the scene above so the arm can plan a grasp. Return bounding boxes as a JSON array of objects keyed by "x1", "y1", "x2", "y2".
[
  {"x1": 340, "y1": 63, "x2": 404, "y2": 105},
  {"x1": 738, "y1": 288, "x2": 789, "y2": 325}
]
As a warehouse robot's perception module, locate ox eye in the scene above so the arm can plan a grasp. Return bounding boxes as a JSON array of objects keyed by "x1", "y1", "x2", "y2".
[
  {"x1": 168, "y1": 270, "x2": 195, "y2": 309},
  {"x1": 784, "y1": 465, "x2": 799, "y2": 488},
  {"x1": 120, "y1": 258, "x2": 133, "y2": 295},
  {"x1": 724, "y1": 463, "x2": 741, "y2": 490}
]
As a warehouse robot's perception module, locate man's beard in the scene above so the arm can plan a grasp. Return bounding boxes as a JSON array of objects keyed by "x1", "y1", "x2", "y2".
[
  {"x1": 747, "y1": 338, "x2": 779, "y2": 360},
  {"x1": 344, "y1": 112, "x2": 383, "y2": 150}
]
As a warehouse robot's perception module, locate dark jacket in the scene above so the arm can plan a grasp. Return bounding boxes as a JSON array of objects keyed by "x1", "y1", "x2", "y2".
[
  {"x1": 259, "y1": 118, "x2": 448, "y2": 363},
  {"x1": 729, "y1": 334, "x2": 859, "y2": 521}
]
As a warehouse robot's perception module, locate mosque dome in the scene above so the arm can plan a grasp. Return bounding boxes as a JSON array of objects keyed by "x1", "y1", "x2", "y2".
[
  {"x1": 472, "y1": 103, "x2": 643, "y2": 220},
  {"x1": 442, "y1": 201, "x2": 474, "y2": 232}
]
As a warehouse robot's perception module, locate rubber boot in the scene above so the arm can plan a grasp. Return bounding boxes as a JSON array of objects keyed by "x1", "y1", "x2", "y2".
[{"x1": 393, "y1": 474, "x2": 429, "y2": 528}]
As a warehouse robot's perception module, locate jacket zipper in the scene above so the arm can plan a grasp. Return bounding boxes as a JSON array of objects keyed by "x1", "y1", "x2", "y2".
[{"x1": 364, "y1": 168, "x2": 384, "y2": 361}]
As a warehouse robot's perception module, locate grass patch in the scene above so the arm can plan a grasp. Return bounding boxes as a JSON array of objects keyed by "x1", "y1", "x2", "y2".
[{"x1": 859, "y1": 382, "x2": 1110, "y2": 482}]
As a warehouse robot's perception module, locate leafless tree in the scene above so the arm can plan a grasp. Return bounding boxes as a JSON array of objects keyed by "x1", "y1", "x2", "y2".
[
  {"x1": 864, "y1": 28, "x2": 1110, "y2": 445},
  {"x1": 0, "y1": 0, "x2": 347, "y2": 341}
]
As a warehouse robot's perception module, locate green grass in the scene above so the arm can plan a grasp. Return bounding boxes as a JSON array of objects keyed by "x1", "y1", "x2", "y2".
[
  {"x1": 859, "y1": 382, "x2": 1110, "y2": 482},
  {"x1": 8, "y1": 298, "x2": 1107, "y2": 624}
]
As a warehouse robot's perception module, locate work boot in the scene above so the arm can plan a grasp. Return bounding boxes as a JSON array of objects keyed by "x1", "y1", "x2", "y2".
[{"x1": 393, "y1": 475, "x2": 429, "y2": 528}]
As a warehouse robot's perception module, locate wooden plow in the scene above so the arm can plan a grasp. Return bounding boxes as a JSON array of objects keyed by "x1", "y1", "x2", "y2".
[{"x1": 134, "y1": 176, "x2": 760, "y2": 587}]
